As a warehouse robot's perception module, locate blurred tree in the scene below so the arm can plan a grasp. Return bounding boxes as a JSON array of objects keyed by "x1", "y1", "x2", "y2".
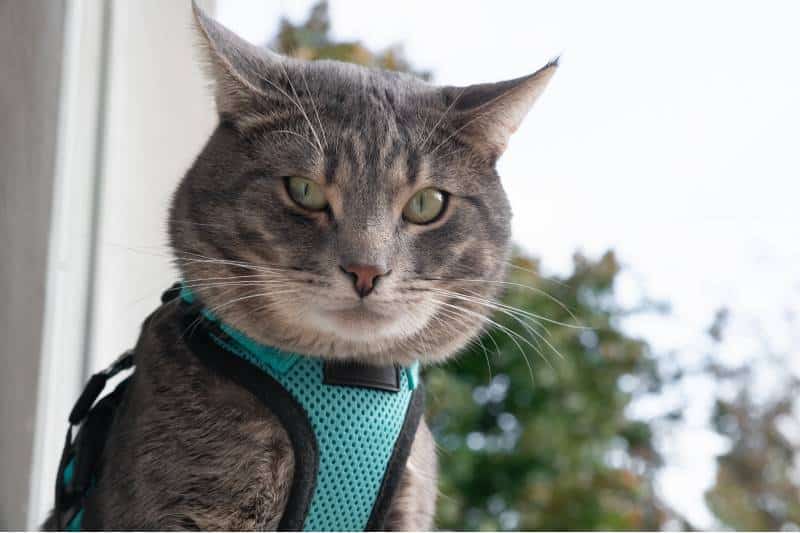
[
  {"x1": 273, "y1": 4, "x2": 678, "y2": 530},
  {"x1": 703, "y1": 312, "x2": 800, "y2": 530},
  {"x1": 272, "y1": 1, "x2": 430, "y2": 80},
  {"x1": 426, "y1": 252, "x2": 675, "y2": 530}
]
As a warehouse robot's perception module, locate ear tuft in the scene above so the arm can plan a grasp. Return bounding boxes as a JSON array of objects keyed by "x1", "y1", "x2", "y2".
[
  {"x1": 443, "y1": 59, "x2": 558, "y2": 158},
  {"x1": 190, "y1": 1, "x2": 284, "y2": 116}
]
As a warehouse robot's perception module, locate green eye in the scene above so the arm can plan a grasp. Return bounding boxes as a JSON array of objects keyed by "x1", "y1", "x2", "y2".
[
  {"x1": 286, "y1": 176, "x2": 328, "y2": 211},
  {"x1": 403, "y1": 188, "x2": 447, "y2": 224}
]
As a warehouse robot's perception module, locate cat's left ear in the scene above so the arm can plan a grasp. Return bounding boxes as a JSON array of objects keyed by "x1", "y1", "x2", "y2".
[
  {"x1": 190, "y1": 1, "x2": 286, "y2": 117},
  {"x1": 441, "y1": 59, "x2": 558, "y2": 159}
]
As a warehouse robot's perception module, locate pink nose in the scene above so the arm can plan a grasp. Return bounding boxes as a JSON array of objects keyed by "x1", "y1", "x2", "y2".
[{"x1": 341, "y1": 264, "x2": 389, "y2": 298}]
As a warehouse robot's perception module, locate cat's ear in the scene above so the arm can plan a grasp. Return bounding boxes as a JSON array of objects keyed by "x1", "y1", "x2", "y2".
[
  {"x1": 191, "y1": 1, "x2": 285, "y2": 116},
  {"x1": 442, "y1": 59, "x2": 558, "y2": 159}
]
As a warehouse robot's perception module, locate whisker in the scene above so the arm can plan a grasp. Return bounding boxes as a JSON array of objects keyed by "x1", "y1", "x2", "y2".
[
  {"x1": 455, "y1": 286, "x2": 583, "y2": 332},
  {"x1": 181, "y1": 280, "x2": 294, "y2": 293},
  {"x1": 262, "y1": 129, "x2": 321, "y2": 153},
  {"x1": 419, "y1": 276, "x2": 583, "y2": 326},
  {"x1": 299, "y1": 67, "x2": 327, "y2": 148},
  {"x1": 174, "y1": 257, "x2": 291, "y2": 276},
  {"x1": 172, "y1": 249, "x2": 298, "y2": 271},
  {"x1": 277, "y1": 61, "x2": 325, "y2": 155},
  {"x1": 169, "y1": 220, "x2": 231, "y2": 230},
  {"x1": 419, "y1": 86, "x2": 466, "y2": 150},
  {"x1": 432, "y1": 289, "x2": 556, "y2": 367},
  {"x1": 434, "y1": 287, "x2": 570, "y2": 360},
  {"x1": 182, "y1": 289, "x2": 300, "y2": 340},
  {"x1": 431, "y1": 298, "x2": 537, "y2": 385},
  {"x1": 180, "y1": 273, "x2": 275, "y2": 283},
  {"x1": 433, "y1": 305, "x2": 494, "y2": 382},
  {"x1": 249, "y1": 66, "x2": 324, "y2": 157},
  {"x1": 503, "y1": 260, "x2": 570, "y2": 288}
]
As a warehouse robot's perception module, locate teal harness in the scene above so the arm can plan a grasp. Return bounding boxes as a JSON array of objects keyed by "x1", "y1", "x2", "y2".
[{"x1": 55, "y1": 284, "x2": 424, "y2": 531}]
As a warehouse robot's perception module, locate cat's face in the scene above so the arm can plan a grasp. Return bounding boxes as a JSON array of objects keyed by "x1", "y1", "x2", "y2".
[{"x1": 169, "y1": 5, "x2": 555, "y2": 365}]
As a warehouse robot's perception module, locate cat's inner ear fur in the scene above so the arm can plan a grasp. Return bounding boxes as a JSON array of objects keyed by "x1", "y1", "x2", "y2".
[
  {"x1": 442, "y1": 59, "x2": 558, "y2": 159},
  {"x1": 191, "y1": 1, "x2": 287, "y2": 118}
]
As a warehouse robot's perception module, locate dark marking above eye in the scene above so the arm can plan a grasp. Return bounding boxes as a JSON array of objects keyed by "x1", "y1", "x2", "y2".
[
  {"x1": 324, "y1": 149, "x2": 339, "y2": 185},
  {"x1": 406, "y1": 150, "x2": 420, "y2": 185},
  {"x1": 342, "y1": 137, "x2": 360, "y2": 173}
]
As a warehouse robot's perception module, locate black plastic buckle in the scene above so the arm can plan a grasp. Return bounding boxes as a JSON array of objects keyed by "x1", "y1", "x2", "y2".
[
  {"x1": 161, "y1": 282, "x2": 183, "y2": 304},
  {"x1": 68, "y1": 350, "x2": 134, "y2": 426}
]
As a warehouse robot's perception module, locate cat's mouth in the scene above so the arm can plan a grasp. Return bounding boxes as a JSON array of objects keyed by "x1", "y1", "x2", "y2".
[{"x1": 320, "y1": 301, "x2": 394, "y2": 324}]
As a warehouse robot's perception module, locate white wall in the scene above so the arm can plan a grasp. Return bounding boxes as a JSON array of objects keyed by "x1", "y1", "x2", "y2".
[
  {"x1": 88, "y1": 0, "x2": 217, "y2": 373},
  {"x1": 26, "y1": 1, "x2": 106, "y2": 527},
  {"x1": 0, "y1": 1, "x2": 66, "y2": 528},
  {"x1": 27, "y1": 0, "x2": 217, "y2": 526}
]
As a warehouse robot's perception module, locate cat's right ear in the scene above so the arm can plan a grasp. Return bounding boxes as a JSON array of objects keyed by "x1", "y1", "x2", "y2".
[
  {"x1": 440, "y1": 60, "x2": 558, "y2": 161},
  {"x1": 191, "y1": 1, "x2": 284, "y2": 117}
]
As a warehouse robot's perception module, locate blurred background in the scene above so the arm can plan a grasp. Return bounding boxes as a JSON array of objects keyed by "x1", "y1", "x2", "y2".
[{"x1": 1, "y1": 0, "x2": 798, "y2": 530}]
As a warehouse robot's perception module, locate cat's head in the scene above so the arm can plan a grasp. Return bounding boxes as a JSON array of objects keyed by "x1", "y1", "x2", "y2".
[{"x1": 169, "y1": 4, "x2": 556, "y2": 366}]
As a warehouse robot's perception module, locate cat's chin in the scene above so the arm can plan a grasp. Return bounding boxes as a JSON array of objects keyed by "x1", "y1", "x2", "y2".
[
  {"x1": 294, "y1": 296, "x2": 435, "y2": 349},
  {"x1": 311, "y1": 304, "x2": 415, "y2": 343},
  {"x1": 324, "y1": 305, "x2": 391, "y2": 324}
]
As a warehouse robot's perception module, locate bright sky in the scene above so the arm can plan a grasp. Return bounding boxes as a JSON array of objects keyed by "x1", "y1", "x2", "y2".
[{"x1": 218, "y1": 1, "x2": 800, "y2": 527}]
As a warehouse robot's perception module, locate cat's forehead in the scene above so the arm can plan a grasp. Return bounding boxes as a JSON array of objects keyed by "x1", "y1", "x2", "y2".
[
  {"x1": 296, "y1": 59, "x2": 438, "y2": 114},
  {"x1": 265, "y1": 60, "x2": 442, "y2": 177}
]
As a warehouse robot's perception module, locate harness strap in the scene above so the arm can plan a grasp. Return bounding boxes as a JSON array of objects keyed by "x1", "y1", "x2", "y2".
[{"x1": 55, "y1": 354, "x2": 133, "y2": 531}]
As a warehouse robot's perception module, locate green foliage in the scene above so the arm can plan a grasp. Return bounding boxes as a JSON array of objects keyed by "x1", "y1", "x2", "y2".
[
  {"x1": 703, "y1": 319, "x2": 800, "y2": 531},
  {"x1": 426, "y1": 252, "x2": 670, "y2": 530},
  {"x1": 272, "y1": 2, "x2": 430, "y2": 80}
]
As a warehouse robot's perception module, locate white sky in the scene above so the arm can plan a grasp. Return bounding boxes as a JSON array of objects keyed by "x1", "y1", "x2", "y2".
[{"x1": 218, "y1": 1, "x2": 800, "y2": 527}]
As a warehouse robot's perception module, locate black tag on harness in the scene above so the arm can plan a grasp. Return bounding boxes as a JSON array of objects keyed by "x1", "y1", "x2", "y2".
[{"x1": 323, "y1": 361, "x2": 401, "y2": 392}]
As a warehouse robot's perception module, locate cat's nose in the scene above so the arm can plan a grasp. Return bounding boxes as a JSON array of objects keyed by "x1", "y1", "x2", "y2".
[{"x1": 340, "y1": 264, "x2": 389, "y2": 298}]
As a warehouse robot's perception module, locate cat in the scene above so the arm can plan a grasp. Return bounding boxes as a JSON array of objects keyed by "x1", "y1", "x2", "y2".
[{"x1": 46, "y1": 3, "x2": 555, "y2": 530}]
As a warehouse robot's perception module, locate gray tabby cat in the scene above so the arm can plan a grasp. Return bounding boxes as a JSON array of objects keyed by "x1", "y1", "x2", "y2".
[{"x1": 48, "y1": 3, "x2": 555, "y2": 530}]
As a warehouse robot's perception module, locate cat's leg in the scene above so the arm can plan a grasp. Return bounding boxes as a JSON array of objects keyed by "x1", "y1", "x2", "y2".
[
  {"x1": 81, "y1": 317, "x2": 296, "y2": 530},
  {"x1": 384, "y1": 419, "x2": 438, "y2": 531},
  {"x1": 83, "y1": 397, "x2": 295, "y2": 530}
]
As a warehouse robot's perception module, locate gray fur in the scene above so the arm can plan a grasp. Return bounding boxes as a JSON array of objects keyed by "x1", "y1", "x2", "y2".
[{"x1": 47, "y1": 3, "x2": 554, "y2": 529}]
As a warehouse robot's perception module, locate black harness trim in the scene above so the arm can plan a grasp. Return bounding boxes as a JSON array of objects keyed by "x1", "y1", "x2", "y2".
[{"x1": 365, "y1": 383, "x2": 425, "y2": 530}]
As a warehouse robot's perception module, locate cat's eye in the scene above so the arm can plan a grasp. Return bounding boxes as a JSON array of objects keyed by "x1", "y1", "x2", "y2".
[
  {"x1": 286, "y1": 176, "x2": 328, "y2": 211},
  {"x1": 403, "y1": 188, "x2": 447, "y2": 224}
]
